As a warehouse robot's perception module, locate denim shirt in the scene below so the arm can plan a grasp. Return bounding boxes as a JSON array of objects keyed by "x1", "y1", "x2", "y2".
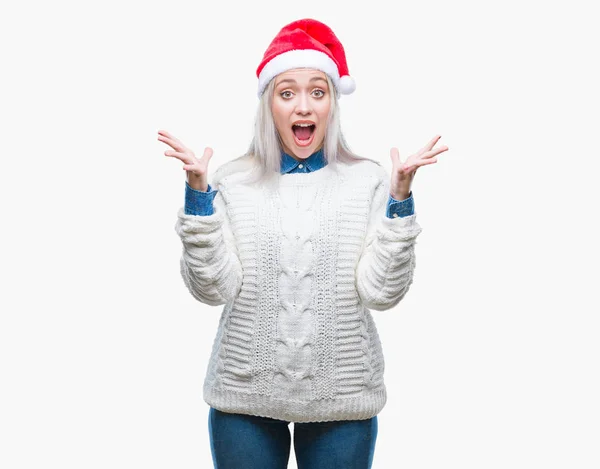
[{"x1": 185, "y1": 148, "x2": 415, "y2": 218}]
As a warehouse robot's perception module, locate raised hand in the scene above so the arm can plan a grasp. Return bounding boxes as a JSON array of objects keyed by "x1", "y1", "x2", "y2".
[
  {"x1": 389, "y1": 135, "x2": 449, "y2": 200},
  {"x1": 158, "y1": 129, "x2": 214, "y2": 192}
]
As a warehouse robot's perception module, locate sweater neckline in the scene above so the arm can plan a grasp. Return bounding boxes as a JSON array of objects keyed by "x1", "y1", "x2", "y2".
[{"x1": 277, "y1": 162, "x2": 337, "y2": 185}]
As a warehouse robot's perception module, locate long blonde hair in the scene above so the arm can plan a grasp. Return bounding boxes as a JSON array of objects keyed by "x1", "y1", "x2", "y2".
[{"x1": 212, "y1": 72, "x2": 380, "y2": 188}]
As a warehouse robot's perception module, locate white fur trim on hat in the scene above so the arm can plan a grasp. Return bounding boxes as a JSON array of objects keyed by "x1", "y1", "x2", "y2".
[{"x1": 257, "y1": 49, "x2": 341, "y2": 98}]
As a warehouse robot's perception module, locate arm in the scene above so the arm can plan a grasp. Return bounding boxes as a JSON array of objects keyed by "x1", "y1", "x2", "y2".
[
  {"x1": 356, "y1": 173, "x2": 422, "y2": 311},
  {"x1": 175, "y1": 181, "x2": 243, "y2": 306}
]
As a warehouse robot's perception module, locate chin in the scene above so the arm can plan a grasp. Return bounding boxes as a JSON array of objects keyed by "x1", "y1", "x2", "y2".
[
  {"x1": 291, "y1": 147, "x2": 314, "y2": 159},
  {"x1": 284, "y1": 134, "x2": 324, "y2": 159}
]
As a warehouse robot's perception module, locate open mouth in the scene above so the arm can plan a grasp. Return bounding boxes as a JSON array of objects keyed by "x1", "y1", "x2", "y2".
[{"x1": 292, "y1": 124, "x2": 316, "y2": 147}]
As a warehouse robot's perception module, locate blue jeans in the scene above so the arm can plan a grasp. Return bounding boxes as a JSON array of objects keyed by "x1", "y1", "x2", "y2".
[{"x1": 208, "y1": 407, "x2": 378, "y2": 468}]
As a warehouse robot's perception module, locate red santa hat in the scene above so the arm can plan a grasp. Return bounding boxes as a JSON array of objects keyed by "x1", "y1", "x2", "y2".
[{"x1": 256, "y1": 18, "x2": 356, "y2": 98}]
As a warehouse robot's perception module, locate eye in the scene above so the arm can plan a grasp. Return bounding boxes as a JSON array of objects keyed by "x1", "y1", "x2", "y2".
[
  {"x1": 280, "y1": 91, "x2": 293, "y2": 99},
  {"x1": 313, "y1": 89, "x2": 325, "y2": 98}
]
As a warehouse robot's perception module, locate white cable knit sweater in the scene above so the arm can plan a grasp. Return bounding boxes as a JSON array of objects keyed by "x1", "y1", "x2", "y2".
[{"x1": 174, "y1": 158, "x2": 423, "y2": 423}]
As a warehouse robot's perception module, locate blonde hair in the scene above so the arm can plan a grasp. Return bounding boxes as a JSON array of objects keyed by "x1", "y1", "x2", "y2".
[{"x1": 212, "y1": 71, "x2": 380, "y2": 189}]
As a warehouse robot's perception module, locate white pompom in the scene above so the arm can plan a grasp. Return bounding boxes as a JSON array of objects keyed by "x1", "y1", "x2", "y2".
[{"x1": 338, "y1": 75, "x2": 356, "y2": 95}]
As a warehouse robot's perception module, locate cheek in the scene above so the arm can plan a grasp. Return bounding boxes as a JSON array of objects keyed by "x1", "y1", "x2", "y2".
[
  {"x1": 271, "y1": 106, "x2": 286, "y2": 129},
  {"x1": 272, "y1": 101, "x2": 291, "y2": 123},
  {"x1": 317, "y1": 102, "x2": 331, "y2": 127},
  {"x1": 271, "y1": 103, "x2": 281, "y2": 120}
]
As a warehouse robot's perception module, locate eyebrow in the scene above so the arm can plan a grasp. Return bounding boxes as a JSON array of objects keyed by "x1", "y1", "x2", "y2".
[{"x1": 276, "y1": 77, "x2": 328, "y2": 87}]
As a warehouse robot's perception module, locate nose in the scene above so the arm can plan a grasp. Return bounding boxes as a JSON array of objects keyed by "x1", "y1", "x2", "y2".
[{"x1": 295, "y1": 92, "x2": 312, "y2": 115}]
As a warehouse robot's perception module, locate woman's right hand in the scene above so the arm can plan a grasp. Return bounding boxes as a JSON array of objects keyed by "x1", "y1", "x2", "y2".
[{"x1": 158, "y1": 129, "x2": 214, "y2": 192}]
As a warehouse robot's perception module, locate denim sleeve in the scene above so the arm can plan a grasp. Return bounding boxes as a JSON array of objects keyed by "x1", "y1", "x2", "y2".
[
  {"x1": 185, "y1": 181, "x2": 218, "y2": 216},
  {"x1": 386, "y1": 191, "x2": 415, "y2": 218}
]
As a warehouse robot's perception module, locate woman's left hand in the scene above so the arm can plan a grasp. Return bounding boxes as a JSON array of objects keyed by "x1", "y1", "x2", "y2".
[{"x1": 389, "y1": 135, "x2": 449, "y2": 200}]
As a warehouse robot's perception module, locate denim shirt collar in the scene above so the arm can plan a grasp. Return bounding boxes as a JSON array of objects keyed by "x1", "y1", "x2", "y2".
[{"x1": 280, "y1": 147, "x2": 327, "y2": 173}]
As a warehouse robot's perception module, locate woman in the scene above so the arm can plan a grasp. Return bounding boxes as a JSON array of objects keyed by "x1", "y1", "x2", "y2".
[{"x1": 159, "y1": 18, "x2": 448, "y2": 469}]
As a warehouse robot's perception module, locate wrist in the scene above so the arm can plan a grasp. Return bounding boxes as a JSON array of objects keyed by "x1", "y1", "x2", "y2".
[
  {"x1": 187, "y1": 173, "x2": 208, "y2": 192},
  {"x1": 390, "y1": 190, "x2": 410, "y2": 201}
]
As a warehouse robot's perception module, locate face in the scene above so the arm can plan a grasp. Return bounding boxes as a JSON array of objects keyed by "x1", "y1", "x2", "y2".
[{"x1": 271, "y1": 68, "x2": 331, "y2": 160}]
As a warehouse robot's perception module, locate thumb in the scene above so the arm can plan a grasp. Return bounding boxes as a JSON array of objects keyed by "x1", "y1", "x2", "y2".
[
  {"x1": 390, "y1": 147, "x2": 400, "y2": 165},
  {"x1": 201, "y1": 147, "x2": 214, "y2": 161}
]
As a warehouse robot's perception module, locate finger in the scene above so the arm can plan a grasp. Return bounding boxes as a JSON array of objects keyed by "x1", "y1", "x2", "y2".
[
  {"x1": 158, "y1": 131, "x2": 187, "y2": 150},
  {"x1": 158, "y1": 129, "x2": 181, "y2": 143},
  {"x1": 402, "y1": 157, "x2": 437, "y2": 172},
  {"x1": 390, "y1": 147, "x2": 401, "y2": 165},
  {"x1": 158, "y1": 134, "x2": 186, "y2": 152},
  {"x1": 415, "y1": 157, "x2": 437, "y2": 168},
  {"x1": 158, "y1": 134, "x2": 179, "y2": 147},
  {"x1": 422, "y1": 145, "x2": 448, "y2": 159},
  {"x1": 165, "y1": 150, "x2": 196, "y2": 165},
  {"x1": 182, "y1": 162, "x2": 204, "y2": 172},
  {"x1": 423, "y1": 135, "x2": 442, "y2": 152},
  {"x1": 157, "y1": 129, "x2": 184, "y2": 145}
]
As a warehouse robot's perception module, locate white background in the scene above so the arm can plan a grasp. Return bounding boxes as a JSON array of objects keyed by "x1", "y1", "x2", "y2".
[{"x1": 1, "y1": 0, "x2": 598, "y2": 467}]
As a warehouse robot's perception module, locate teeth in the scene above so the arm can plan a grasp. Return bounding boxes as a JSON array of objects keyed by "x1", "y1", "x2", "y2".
[{"x1": 294, "y1": 123, "x2": 314, "y2": 127}]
